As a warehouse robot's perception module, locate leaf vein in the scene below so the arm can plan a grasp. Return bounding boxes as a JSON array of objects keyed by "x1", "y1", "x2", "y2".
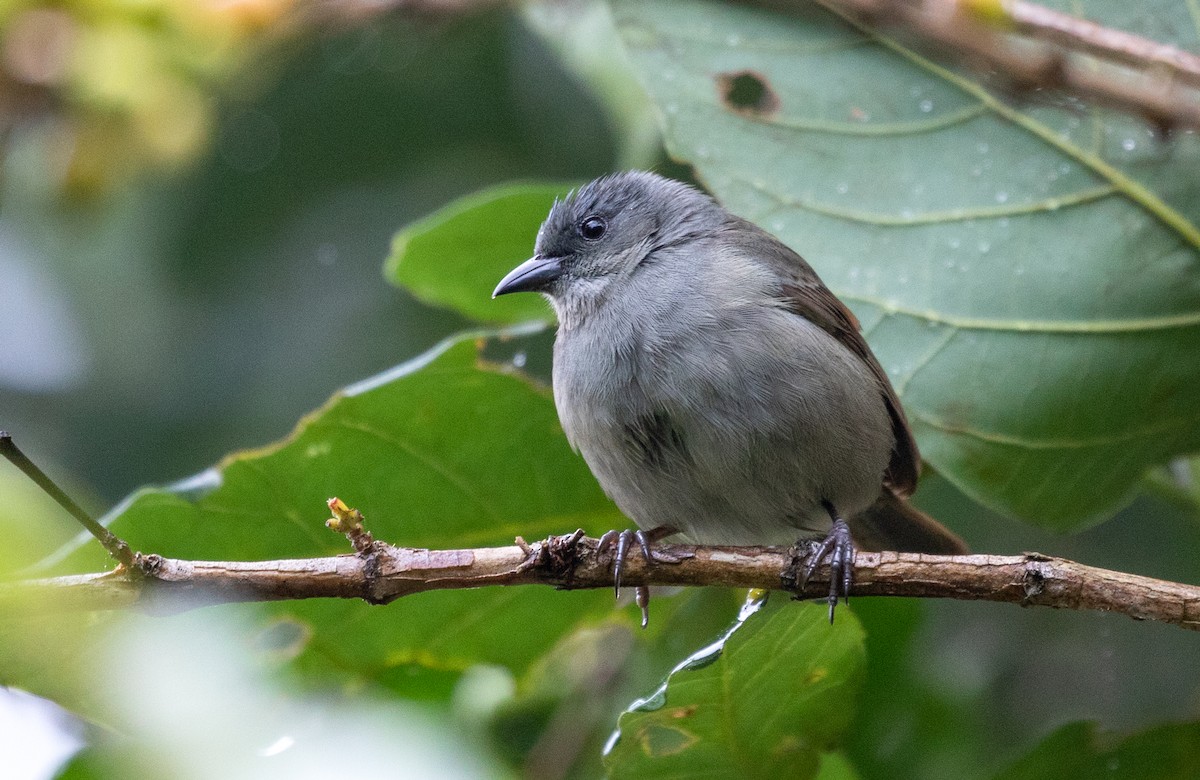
[
  {"x1": 743, "y1": 176, "x2": 1117, "y2": 226},
  {"x1": 326, "y1": 418, "x2": 501, "y2": 522},
  {"x1": 835, "y1": 294, "x2": 1200, "y2": 333}
]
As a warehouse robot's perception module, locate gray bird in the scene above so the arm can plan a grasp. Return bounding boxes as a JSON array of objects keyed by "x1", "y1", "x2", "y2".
[{"x1": 494, "y1": 171, "x2": 965, "y2": 619}]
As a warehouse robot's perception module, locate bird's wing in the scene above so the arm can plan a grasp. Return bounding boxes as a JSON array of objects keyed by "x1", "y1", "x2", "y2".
[{"x1": 730, "y1": 218, "x2": 921, "y2": 496}]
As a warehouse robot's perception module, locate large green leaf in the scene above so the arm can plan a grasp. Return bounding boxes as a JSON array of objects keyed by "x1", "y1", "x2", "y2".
[
  {"x1": 604, "y1": 595, "x2": 866, "y2": 779},
  {"x1": 611, "y1": 0, "x2": 1200, "y2": 529},
  {"x1": 38, "y1": 327, "x2": 625, "y2": 692},
  {"x1": 385, "y1": 183, "x2": 566, "y2": 326}
]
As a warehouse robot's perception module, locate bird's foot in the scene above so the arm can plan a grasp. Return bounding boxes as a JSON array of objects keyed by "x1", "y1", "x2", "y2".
[
  {"x1": 783, "y1": 517, "x2": 855, "y2": 624},
  {"x1": 596, "y1": 526, "x2": 687, "y2": 628}
]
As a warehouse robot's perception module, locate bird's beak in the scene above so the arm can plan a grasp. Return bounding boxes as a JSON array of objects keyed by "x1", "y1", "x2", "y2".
[{"x1": 493, "y1": 255, "x2": 564, "y2": 297}]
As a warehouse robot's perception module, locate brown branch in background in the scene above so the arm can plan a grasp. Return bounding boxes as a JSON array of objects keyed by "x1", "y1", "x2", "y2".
[
  {"x1": 5, "y1": 535, "x2": 1198, "y2": 630},
  {"x1": 820, "y1": 0, "x2": 1200, "y2": 131},
  {"x1": 1007, "y1": 1, "x2": 1200, "y2": 90}
]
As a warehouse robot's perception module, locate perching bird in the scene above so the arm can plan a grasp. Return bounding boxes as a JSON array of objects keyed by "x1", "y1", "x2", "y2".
[{"x1": 494, "y1": 171, "x2": 966, "y2": 620}]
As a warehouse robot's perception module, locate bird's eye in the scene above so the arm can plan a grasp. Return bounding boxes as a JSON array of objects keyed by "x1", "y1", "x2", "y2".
[{"x1": 578, "y1": 216, "x2": 607, "y2": 241}]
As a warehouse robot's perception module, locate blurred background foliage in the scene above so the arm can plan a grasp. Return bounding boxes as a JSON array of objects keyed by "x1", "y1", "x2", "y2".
[{"x1": 1, "y1": 0, "x2": 1199, "y2": 778}]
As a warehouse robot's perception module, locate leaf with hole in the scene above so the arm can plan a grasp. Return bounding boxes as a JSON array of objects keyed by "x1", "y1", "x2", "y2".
[{"x1": 611, "y1": 0, "x2": 1200, "y2": 529}]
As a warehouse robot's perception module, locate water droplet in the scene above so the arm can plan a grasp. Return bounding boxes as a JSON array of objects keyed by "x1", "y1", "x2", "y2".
[
  {"x1": 726, "y1": 34, "x2": 743, "y2": 46},
  {"x1": 900, "y1": 208, "x2": 914, "y2": 220},
  {"x1": 835, "y1": 182, "x2": 849, "y2": 195},
  {"x1": 909, "y1": 85, "x2": 922, "y2": 97},
  {"x1": 918, "y1": 99, "x2": 933, "y2": 113},
  {"x1": 681, "y1": 644, "x2": 724, "y2": 671},
  {"x1": 737, "y1": 589, "x2": 767, "y2": 620},
  {"x1": 630, "y1": 687, "x2": 669, "y2": 711},
  {"x1": 977, "y1": 240, "x2": 990, "y2": 253},
  {"x1": 695, "y1": 145, "x2": 710, "y2": 159},
  {"x1": 771, "y1": 219, "x2": 785, "y2": 232},
  {"x1": 1059, "y1": 162, "x2": 1071, "y2": 175},
  {"x1": 512, "y1": 352, "x2": 527, "y2": 368},
  {"x1": 1014, "y1": 267, "x2": 1025, "y2": 276},
  {"x1": 1121, "y1": 137, "x2": 1136, "y2": 151},
  {"x1": 994, "y1": 191, "x2": 1009, "y2": 203},
  {"x1": 948, "y1": 237, "x2": 961, "y2": 249},
  {"x1": 976, "y1": 142, "x2": 989, "y2": 154}
]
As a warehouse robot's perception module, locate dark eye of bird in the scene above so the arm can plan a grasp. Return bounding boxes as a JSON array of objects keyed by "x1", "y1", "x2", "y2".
[{"x1": 578, "y1": 215, "x2": 607, "y2": 241}]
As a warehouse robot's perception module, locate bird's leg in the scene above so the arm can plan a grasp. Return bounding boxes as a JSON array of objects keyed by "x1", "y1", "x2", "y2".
[
  {"x1": 596, "y1": 525, "x2": 686, "y2": 628},
  {"x1": 789, "y1": 501, "x2": 856, "y2": 624}
]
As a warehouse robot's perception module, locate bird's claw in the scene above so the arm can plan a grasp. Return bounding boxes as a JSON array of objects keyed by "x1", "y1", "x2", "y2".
[
  {"x1": 789, "y1": 518, "x2": 856, "y2": 623},
  {"x1": 596, "y1": 526, "x2": 683, "y2": 628}
]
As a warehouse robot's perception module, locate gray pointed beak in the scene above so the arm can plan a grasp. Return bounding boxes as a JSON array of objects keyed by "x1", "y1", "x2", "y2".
[{"x1": 493, "y1": 255, "x2": 564, "y2": 297}]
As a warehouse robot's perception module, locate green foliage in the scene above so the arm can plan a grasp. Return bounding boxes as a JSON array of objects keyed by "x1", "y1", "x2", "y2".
[
  {"x1": 3, "y1": 1, "x2": 1200, "y2": 778},
  {"x1": 386, "y1": 183, "x2": 567, "y2": 326},
  {"x1": 70, "y1": 327, "x2": 612, "y2": 562},
  {"x1": 605, "y1": 596, "x2": 865, "y2": 779},
  {"x1": 995, "y1": 721, "x2": 1200, "y2": 780},
  {"x1": 610, "y1": 0, "x2": 1200, "y2": 530},
  {"x1": 3, "y1": 0, "x2": 290, "y2": 194},
  {"x1": 31, "y1": 329, "x2": 626, "y2": 714}
]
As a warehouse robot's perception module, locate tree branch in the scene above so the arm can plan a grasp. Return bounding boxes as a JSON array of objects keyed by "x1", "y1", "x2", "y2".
[
  {"x1": 1007, "y1": 0, "x2": 1200, "y2": 90},
  {"x1": 5, "y1": 537, "x2": 1198, "y2": 630},
  {"x1": 821, "y1": 0, "x2": 1200, "y2": 131}
]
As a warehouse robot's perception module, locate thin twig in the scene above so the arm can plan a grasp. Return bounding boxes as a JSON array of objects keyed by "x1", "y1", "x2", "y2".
[
  {"x1": 0, "y1": 431, "x2": 134, "y2": 568},
  {"x1": 3, "y1": 539, "x2": 1197, "y2": 630}
]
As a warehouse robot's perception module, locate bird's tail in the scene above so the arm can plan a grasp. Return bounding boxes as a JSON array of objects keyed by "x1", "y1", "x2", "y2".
[{"x1": 850, "y1": 487, "x2": 968, "y2": 554}]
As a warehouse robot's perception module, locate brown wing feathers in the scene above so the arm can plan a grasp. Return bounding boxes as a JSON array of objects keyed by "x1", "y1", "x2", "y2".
[
  {"x1": 729, "y1": 217, "x2": 921, "y2": 496},
  {"x1": 779, "y1": 280, "x2": 921, "y2": 497}
]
